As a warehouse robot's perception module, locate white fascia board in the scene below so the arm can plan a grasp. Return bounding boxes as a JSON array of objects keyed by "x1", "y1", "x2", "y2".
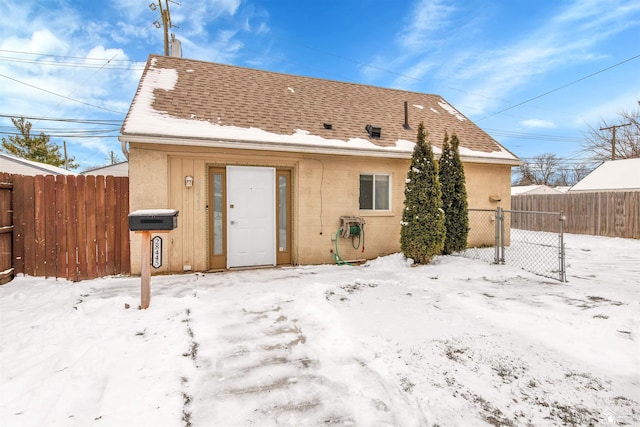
[{"x1": 118, "y1": 134, "x2": 521, "y2": 166}]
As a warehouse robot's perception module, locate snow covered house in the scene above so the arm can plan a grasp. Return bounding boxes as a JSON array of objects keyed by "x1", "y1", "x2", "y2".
[
  {"x1": 0, "y1": 152, "x2": 76, "y2": 176},
  {"x1": 120, "y1": 55, "x2": 519, "y2": 274},
  {"x1": 569, "y1": 158, "x2": 640, "y2": 193}
]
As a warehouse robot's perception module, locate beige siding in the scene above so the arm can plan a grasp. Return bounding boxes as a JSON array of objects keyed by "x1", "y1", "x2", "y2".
[
  {"x1": 129, "y1": 142, "x2": 513, "y2": 274},
  {"x1": 463, "y1": 163, "x2": 512, "y2": 248}
]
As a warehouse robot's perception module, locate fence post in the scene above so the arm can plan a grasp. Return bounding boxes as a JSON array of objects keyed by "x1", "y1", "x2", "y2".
[
  {"x1": 559, "y1": 210, "x2": 567, "y2": 282},
  {"x1": 494, "y1": 207, "x2": 504, "y2": 264}
]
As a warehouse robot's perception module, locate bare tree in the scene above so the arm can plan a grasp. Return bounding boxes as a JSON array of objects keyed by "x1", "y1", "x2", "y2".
[
  {"x1": 570, "y1": 163, "x2": 592, "y2": 183},
  {"x1": 513, "y1": 153, "x2": 563, "y2": 186},
  {"x1": 513, "y1": 162, "x2": 535, "y2": 185},
  {"x1": 535, "y1": 153, "x2": 562, "y2": 185},
  {"x1": 581, "y1": 106, "x2": 640, "y2": 162},
  {"x1": 106, "y1": 150, "x2": 121, "y2": 165}
]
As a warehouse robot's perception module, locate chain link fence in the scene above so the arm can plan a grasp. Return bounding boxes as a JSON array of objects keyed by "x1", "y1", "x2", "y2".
[
  {"x1": 459, "y1": 209, "x2": 499, "y2": 265},
  {"x1": 458, "y1": 208, "x2": 566, "y2": 282}
]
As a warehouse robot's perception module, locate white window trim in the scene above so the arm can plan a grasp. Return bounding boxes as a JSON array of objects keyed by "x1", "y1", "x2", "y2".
[{"x1": 359, "y1": 172, "x2": 392, "y2": 212}]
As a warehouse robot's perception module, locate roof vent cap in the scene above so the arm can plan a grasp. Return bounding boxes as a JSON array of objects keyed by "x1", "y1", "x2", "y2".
[
  {"x1": 365, "y1": 124, "x2": 381, "y2": 139},
  {"x1": 323, "y1": 123, "x2": 333, "y2": 130}
]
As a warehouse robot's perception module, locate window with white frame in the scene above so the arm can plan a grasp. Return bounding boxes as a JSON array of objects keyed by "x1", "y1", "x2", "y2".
[{"x1": 359, "y1": 173, "x2": 391, "y2": 210}]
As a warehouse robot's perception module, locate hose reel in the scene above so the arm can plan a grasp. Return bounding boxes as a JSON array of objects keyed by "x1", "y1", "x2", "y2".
[
  {"x1": 339, "y1": 216, "x2": 365, "y2": 239},
  {"x1": 333, "y1": 216, "x2": 366, "y2": 266}
]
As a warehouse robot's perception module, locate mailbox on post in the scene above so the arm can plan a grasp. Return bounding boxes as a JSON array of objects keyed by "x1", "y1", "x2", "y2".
[{"x1": 128, "y1": 209, "x2": 179, "y2": 309}]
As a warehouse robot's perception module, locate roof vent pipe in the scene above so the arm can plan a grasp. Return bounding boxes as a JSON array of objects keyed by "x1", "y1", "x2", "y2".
[{"x1": 403, "y1": 101, "x2": 410, "y2": 129}]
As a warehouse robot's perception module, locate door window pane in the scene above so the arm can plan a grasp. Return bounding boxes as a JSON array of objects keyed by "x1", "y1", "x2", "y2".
[
  {"x1": 278, "y1": 175, "x2": 287, "y2": 251},
  {"x1": 213, "y1": 173, "x2": 223, "y2": 255}
]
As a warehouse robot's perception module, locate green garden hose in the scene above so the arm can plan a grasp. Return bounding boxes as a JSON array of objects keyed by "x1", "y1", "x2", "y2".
[{"x1": 333, "y1": 229, "x2": 351, "y2": 265}]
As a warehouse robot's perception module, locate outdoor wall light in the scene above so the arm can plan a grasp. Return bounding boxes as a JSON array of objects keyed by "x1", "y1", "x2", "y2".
[{"x1": 185, "y1": 175, "x2": 194, "y2": 188}]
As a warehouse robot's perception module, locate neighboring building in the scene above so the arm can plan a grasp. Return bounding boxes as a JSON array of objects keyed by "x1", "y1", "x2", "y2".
[
  {"x1": 569, "y1": 158, "x2": 640, "y2": 193},
  {"x1": 0, "y1": 152, "x2": 76, "y2": 176},
  {"x1": 81, "y1": 161, "x2": 129, "y2": 177},
  {"x1": 120, "y1": 55, "x2": 520, "y2": 274},
  {"x1": 511, "y1": 185, "x2": 563, "y2": 196}
]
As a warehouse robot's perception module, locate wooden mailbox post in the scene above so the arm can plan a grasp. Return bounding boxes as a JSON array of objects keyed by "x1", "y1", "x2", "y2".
[{"x1": 128, "y1": 209, "x2": 179, "y2": 309}]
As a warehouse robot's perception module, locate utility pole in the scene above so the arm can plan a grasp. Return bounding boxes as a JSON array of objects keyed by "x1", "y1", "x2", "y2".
[
  {"x1": 600, "y1": 123, "x2": 631, "y2": 160},
  {"x1": 63, "y1": 140, "x2": 68, "y2": 170},
  {"x1": 149, "y1": 0, "x2": 179, "y2": 56}
]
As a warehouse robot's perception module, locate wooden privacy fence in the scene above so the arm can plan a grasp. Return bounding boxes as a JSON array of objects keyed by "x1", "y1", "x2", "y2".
[
  {"x1": 0, "y1": 173, "x2": 12, "y2": 284},
  {"x1": 512, "y1": 192, "x2": 639, "y2": 239},
  {"x1": 5, "y1": 173, "x2": 130, "y2": 282}
]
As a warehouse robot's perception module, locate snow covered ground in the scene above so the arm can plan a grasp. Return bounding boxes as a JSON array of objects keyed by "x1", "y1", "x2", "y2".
[{"x1": 1, "y1": 232, "x2": 638, "y2": 426}]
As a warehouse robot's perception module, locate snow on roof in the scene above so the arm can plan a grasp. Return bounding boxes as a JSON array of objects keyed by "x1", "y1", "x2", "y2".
[
  {"x1": 437, "y1": 99, "x2": 467, "y2": 121},
  {"x1": 569, "y1": 158, "x2": 640, "y2": 192},
  {"x1": 129, "y1": 209, "x2": 178, "y2": 216},
  {"x1": 81, "y1": 161, "x2": 129, "y2": 177},
  {"x1": 0, "y1": 152, "x2": 76, "y2": 176},
  {"x1": 121, "y1": 55, "x2": 519, "y2": 164},
  {"x1": 511, "y1": 185, "x2": 563, "y2": 195}
]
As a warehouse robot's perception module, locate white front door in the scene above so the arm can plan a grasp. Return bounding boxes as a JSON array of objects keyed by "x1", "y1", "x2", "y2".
[{"x1": 226, "y1": 166, "x2": 276, "y2": 268}]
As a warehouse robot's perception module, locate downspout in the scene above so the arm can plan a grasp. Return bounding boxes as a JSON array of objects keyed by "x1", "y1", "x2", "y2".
[{"x1": 121, "y1": 140, "x2": 130, "y2": 160}]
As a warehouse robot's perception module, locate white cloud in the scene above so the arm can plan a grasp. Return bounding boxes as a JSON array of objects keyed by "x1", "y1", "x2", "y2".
[
  {"x1": 397, "y1": 0, "x2": 457, "y2": 50},
  {"x1": 211, "y1": 0, "x2": 243, "y2": 16},
  {"x1": 388, "y1": 0, "x2": 640, "y2": 118},
  {"x1": 574, "y1": 88, "x2": 640, "y2": 127},
  {"x1": 11, "y1": 29, "x2": 68, "y2": 54},
  {"x1": 471, "y1": 1, "x2": 638, "y2": 97},
  {"x1": 520, "y1": 119, "x2": 557, "y2": 129}
]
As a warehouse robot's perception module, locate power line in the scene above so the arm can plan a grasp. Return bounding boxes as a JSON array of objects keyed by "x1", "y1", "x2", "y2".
[
  {"x1": 478, "y1": 53, "x2": 640, "y2": 121},
  {"x1": 0, "y1": 113, "x2": 121, "y2": 125},
  {"x1": 0, "y1": 72, "x2": 126, "y2": 115},
  {"x1": 0, "y1": 49, "x2": 137, "y2": 62},
  {"x1": 0, "y1": 56, "x2": 144, "y2": 70},
  {"x1": 485, "y1": 128, "x2": 583, "y2": 143},
  {"x1": 1, "y1": 131, "x2": 119, "y2": 139},
  {"x1": 36, "y1": 50, "x2": 127, "y2": 124}
]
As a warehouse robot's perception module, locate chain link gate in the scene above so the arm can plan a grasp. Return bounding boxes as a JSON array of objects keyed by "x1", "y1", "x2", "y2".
[{"x1": 459, "y1": 208, "x2": 566, "y2": 282}]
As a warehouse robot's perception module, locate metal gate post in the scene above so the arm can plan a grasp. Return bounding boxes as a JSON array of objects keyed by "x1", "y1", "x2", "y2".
[
  {"x1": 494, "y1": 207, "x2": 504, "y2": 264},
  {"x1": 559, "y1": 210, "x2": 567, "y2": 282},
  {"x1": 500, "y1": 208, "x2": 506, "y2": 264}
]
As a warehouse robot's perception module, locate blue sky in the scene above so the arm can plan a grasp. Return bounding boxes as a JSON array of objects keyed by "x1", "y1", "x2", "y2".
[{"x1": 1, "y1": 0, "x2": 639, "y2": 171}]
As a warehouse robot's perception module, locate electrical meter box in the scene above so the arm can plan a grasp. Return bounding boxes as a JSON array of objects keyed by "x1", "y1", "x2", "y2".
[{"x1": 129, "y1": 209, "x2": 179, "y2": 231}]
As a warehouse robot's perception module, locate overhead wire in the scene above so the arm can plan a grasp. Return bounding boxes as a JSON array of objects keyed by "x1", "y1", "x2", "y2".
[
  {"x1": 0, "y1": 113, "x2": 121, "y2": 125},
  {"x1": 0, "y1": 72, "x2": 126, "y2": 115},
  {"x1": 0, "y1": 48, "x2": 138, "y2": 62},
  {"x1": 484, "y1": 128, "x2": 583, "y2": 143},
  {"x1": 477, "y1": 54, "x2": 640, "y2": 122}
]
